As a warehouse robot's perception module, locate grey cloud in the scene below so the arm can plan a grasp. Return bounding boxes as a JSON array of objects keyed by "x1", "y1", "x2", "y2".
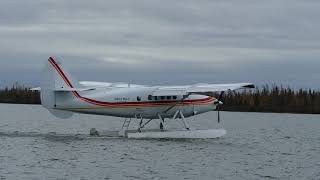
[{"x1": 0, "y1": 0, "x2": 320, "y2": 88}]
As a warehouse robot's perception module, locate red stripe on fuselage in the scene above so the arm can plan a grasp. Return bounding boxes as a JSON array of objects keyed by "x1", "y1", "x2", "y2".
[
  {"x1": 49, "y1": 57, "x2": 74, "y2": 88},
  {"x1": 48, "y1": 57, "x2": 215, "y2": 107}
]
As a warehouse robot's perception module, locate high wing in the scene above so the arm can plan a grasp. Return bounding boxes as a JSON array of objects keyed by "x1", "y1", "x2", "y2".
[
  {"x1": 79, "y1": 81, "x2": 146, "y2": 88},
  {"x1": 31, "y1": 81, "x2": 147, "y2": 91},
  {"x1": 152, "y1": 83, "x2": 255, "y2": 96},
  {"x1": 32, "y1": 81, "x2": 254, "y2": 96}
]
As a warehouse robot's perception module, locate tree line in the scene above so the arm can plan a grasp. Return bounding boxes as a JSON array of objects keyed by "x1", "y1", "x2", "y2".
[
  {"x1": 1, "y1": 84, "x2": 320, "y2": 114},
  {"x1": 0, "y1": 84, "x2": 40, "y2": 104},
  {"x1": 222, "y1": 85, "x2": 320, "y2": 114}
]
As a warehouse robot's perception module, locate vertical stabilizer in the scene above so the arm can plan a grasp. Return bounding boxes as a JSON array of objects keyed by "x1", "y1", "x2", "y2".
[{"x1": 40, "y1": 56, "x2": 78, "y2": 118}]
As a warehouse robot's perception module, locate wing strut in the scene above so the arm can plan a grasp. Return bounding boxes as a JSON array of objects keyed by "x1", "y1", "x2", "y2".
[{"x1": 163, "y1": 94, "x2": 190, "y2": 114}]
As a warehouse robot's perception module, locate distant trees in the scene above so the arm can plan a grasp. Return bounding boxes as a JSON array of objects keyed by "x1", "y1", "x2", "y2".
[
  {"x1": 0, "y1": 84, "x2": 40, "y2": 104},
  {"x1": 222, "y1": 85, "x2": 320, "y2": 114},
  {"x1": 1, "y1": 84, "x2": 320, "y2": 114}
]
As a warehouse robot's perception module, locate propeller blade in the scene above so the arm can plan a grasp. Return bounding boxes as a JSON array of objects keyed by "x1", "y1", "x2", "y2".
[{"x1": 216, "y1": 91, "x2": 225, "y2": 124}]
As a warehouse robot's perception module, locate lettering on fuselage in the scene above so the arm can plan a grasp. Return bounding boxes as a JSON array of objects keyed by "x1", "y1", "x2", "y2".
[{"x1": 114, "y1": 97, "x2": 130, "y2": 101}]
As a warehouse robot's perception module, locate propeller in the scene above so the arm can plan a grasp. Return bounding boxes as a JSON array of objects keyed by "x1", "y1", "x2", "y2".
[{"x1": 214, "y1": 91, "x2": 225, "y2": 123}]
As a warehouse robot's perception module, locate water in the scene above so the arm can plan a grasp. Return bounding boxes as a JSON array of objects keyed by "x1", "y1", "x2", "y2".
[{"x1": 0, "y1": 104, "x2": 319, "y2": 180}]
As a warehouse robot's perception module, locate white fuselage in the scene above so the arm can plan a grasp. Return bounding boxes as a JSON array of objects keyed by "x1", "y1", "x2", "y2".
[
  {"x1": 55, "y1": 86, "x2": 217, "y2": 119},
  {"x1": 39, "y1": 57, "x2": 253, "y2": 125}
]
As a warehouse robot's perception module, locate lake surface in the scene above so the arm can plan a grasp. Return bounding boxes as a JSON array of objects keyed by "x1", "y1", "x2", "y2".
[{"x1": 0, "y1": 104, "x2": 319, "y2": 180}]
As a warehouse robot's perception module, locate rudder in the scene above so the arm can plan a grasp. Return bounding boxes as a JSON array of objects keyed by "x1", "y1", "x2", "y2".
[{"x1": 40, "y1": 56, "x2": 80, "y2": 118}]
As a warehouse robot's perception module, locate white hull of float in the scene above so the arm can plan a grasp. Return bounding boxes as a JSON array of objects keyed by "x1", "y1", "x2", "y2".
[
  {"x1": 127, "y1": 129, "x2": 227, "y2": 139},
  {"x1": 89, "y1": 128, "x2": 227, "y2": 139}
]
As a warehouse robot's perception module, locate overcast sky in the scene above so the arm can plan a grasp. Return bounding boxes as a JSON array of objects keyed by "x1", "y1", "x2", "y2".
[{"x1": 0, "y1": 0, "x2": 320, "y2": 88}]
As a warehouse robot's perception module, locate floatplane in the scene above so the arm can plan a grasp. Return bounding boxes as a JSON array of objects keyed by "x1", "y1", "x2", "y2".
[{"x1": 32, "y1": 57, "x2": 254, "y2": 139}]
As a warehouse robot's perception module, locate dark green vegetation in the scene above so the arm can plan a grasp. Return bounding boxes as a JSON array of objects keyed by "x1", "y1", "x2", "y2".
[
  {"x1": 223, "y1": 85, "x2": 320, "y2": 114},
  {"x1": 0, "y1": 84, "x2": 40, "y2": 104},
  {"x1": 1, "y1": 84, "x2": 320, "y2": 114}
]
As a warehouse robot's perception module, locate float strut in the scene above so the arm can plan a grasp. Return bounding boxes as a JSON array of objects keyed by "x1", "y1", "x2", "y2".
[
  {"x1": 179, "y1": 111, "x2": 190, "y2": 130},
  {"x1": 122, "y1": 118, "x2": 132, "y2": 130},
  {"x1": 136, "y1": 115, "x2": 144, "y2": 132},
  {"x1": 158, "y1": 114, "x2": 165, "y2": 131},
  {"x1": 140, "y1": 119, "x2": 153, "y2": 129},
  {"x1": 173, "y1": 110, "x2": 179, "y2": 120}
]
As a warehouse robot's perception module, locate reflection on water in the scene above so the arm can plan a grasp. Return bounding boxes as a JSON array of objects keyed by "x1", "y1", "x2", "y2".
[{"x1": 0, "y1": 104, "x2": 320, "y2": 180}]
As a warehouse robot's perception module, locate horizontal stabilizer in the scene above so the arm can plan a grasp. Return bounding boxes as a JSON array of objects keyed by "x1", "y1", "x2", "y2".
[
  {"x1": 30, "y1": 87, "x2": 41, "y2": 91},
  {"x1": 54, "y1": 87, "x2": 96, "y2": 92},
  {"x1": 30, "y1": 87, "x2": 96, "y2": 92}
]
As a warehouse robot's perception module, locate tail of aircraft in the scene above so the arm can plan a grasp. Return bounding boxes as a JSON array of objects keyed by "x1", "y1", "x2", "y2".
[{"x1": 40, "y1": 56, "x2": 80, "y2": 118}]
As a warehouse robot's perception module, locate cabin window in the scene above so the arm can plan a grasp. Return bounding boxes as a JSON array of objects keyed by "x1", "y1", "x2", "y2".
[
  {"x1": 173, "y1": 96, "x2": 177, "y2": 100},
  {"x1": 148, "y1": 95, "x2": 152, "y2": 100},
  {"x1": 137, "y1": 96, "x2": 141, "y2": 101},
  {"x1": 161, "y1": 96, "x2": 165, "y2": 100},
  {"x1": 167, "y1": 96, "x2": 171, "y2": 100},
  {"x1": 154, "y1": 96, "x2": 158, "y2": 100}
]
